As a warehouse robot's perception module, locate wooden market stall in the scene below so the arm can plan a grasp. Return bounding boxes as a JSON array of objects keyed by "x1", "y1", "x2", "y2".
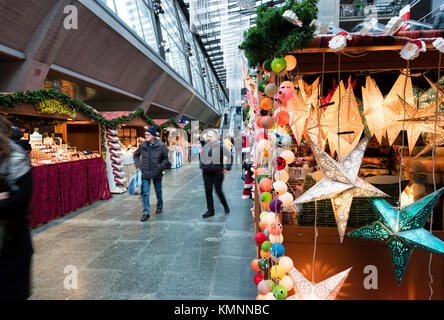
[
  {"x1": 250, "y1": 30, "x2": 444, "y2": 300},
  {"x1": 0, "y1": 93, "x2": 111, "y2": 228}
]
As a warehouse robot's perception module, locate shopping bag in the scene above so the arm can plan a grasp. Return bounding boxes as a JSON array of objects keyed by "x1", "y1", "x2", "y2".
[{"x1": 128, "y1": 170, "x2": 142, "y2": 195}]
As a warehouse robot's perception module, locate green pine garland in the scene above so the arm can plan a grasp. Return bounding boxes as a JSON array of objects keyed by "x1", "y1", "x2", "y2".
[
  {"x1": 238, "y1": 0, "x2": 318, "y2": 67},
  {"x1": 0, "y1": 90, "x2": 184, "y2": 159}
]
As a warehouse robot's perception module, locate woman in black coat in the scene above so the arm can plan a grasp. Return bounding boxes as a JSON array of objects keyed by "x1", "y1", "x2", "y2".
[{"x1": 0, "y1": 117, "x2": 33, "y2": 300}]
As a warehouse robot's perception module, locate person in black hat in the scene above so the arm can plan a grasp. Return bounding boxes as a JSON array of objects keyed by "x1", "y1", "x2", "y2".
[{"x1": 133, "y1": 126, "x2": 170, "y2": 221}]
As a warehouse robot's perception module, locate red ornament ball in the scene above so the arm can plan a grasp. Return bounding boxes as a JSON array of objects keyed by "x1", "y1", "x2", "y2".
[
  {"x1": 259, "y1": 177, "x2": 272, "y2": 192},
  {"x1": 255, "y1": 232, "x2": 267, "y2": 245},
  {"x1": 272, "y1": 156, "x2": 287, "y2": 171},
  {"x1": 254, "y1": 273, "x2": 264, "y2": 285}
]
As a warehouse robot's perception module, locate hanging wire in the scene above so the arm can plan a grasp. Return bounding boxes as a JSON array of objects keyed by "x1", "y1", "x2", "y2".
[
  {"x1": 337, "y1": 53, "x2": 342, "y2": 162},
  {"x1": 397, "y1": 60, "x2": 410, "y2": 234},
  {"x1": 428, "y1": 51, "x2": 442, "y2": 300}
]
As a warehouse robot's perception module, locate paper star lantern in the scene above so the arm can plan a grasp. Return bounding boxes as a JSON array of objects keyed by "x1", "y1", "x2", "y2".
[
  {"x1": 384, "y1": 72, "x2": 415, "y2": 146},
  {"x1": 287, "y1": 78, "x2": 317, "y2": 145},
  {"x1": 362, "y1": 76, "x2": 388, "y2": 144},
  {"x1": 294, "y1": 136, "x2": 388, "y2": 242},
  {"x1": 387, "y1": 95, "x2": 444, "y2": 154},
  {"x1": 347, "y1": 188, "x2": 444, "y2": 284},
  {"x1": 287, "y1": 267, "x2": 352, "y2": 300},
  {"x1": 324, "y1": 79, "x2": 364, "y2": 160}
]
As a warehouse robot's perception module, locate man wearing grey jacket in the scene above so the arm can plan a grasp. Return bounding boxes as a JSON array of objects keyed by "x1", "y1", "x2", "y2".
[{"x1": 133, "y1": 126, "x2": 170, "y2": 221}]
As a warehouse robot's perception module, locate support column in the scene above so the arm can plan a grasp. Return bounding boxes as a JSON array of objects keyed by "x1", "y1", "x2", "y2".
[
  {"x1": 5, "y1": 0, "x2": 80, "y2": 92},
  {"x1": 176, "y1": 94, "x2": 195, "y2": 120},
  {"x1": 140, "y1": 71, "x2": 168, "y2": 113}
]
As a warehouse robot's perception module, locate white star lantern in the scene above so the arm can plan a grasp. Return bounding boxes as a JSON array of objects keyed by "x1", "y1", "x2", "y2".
[
  {"x1": 294, "y1": 136, "x2": 388, "y2": 242},
  {"x1": 287, "y1": 267, "x2": 352, "y2": 300}
]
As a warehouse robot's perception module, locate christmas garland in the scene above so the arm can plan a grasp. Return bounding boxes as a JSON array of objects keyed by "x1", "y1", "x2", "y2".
[
  {"x1": 238, "y1": 0, "x2": 318, "y2": 67},
  {"x1": 0, "y1": 90, "x2": 184, "y2": 159}
]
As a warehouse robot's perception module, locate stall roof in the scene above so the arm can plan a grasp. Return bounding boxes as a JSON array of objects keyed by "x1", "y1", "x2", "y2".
[
  {"x1": 153, "y1": 119, "x2": 186, "y2": 129},
  {"x1": 290, "y1": 30, "x2": 444, "y2": 74}
]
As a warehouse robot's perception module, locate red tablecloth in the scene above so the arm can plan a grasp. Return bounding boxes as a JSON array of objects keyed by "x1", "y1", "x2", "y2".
[{"x1": 29, "y1": 157, "x2": 112, "y2": 228}]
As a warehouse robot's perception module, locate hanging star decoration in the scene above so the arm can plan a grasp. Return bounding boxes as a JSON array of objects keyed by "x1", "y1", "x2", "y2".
[
  {"x1": 347, "y1": 188, "x2": 444, "y2": 284},
  {"x1": 303, "y1": 78, "x2": 329, "y2": 150},
  {"x1": 323, "y1": 79, "x2": 364, "y2": 159},
  {"x1": 288, "y1": 78, "x2": 320, "y2": 146},
  {"x1": 389, "y1": 95, "x2": 444, "y2": 154},
  {"x1": 383, "y1": 72, "x2": 416, "y2": 147},
  {"x1": 362, "y1": 76, "x2": 388, "y2": 145},
  {"x1": 286, "y1": 267, "x2": 352, "y2": 300},
  {"x1": 294, "y1": 136, "x2": 388, "y2": 242}
]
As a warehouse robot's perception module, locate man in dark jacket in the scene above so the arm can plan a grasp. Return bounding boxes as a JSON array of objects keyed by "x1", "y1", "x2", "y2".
[{"x1": 133, "y1": 126, "x2": 170, "y2": 221}]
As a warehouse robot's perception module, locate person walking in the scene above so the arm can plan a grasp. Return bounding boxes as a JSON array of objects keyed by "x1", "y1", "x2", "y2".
[
  {"x1": 0, "y1": 116, "x2": 33, "y2": 300},
  {"x1": 133, "y1": 126, "x2": 170, "y2": 222},
  {"x1": 200, "y1": 129, "x2": 232, "y2": 218}
]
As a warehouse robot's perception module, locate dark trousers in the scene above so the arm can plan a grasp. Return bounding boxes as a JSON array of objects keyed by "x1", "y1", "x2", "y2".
[{"x1": 203, "y1": 171, "x2": 228, "y2": 212}]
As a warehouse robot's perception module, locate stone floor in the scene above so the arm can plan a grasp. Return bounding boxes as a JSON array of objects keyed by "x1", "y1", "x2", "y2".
[{"x1": 29, "y1": 164, "x2": 257, "y2": 300}]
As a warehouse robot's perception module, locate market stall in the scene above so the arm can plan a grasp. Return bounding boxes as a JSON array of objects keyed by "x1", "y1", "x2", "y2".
[
  {"x1": 154, "y1": 119, "x2": 188, "y2": 169},
  {"x1": 241, "y1": 3, "x2": 444, "y2": 300},
  {"x1": 0, "y1": 91, "x2": 112, "y2": 228},
  {"x1": 100, "y1": 111, "x2": 150, "y2": 192}
]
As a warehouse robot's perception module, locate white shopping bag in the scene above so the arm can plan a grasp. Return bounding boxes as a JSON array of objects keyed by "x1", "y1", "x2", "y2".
[{"x1": 128, "y1": 170, "x2": 142, "y2": 195}]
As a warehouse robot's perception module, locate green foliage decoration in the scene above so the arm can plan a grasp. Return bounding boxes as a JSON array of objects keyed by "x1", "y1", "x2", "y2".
[{"x1": 238, "y1": 0, "x2": 318, "y2": 68}]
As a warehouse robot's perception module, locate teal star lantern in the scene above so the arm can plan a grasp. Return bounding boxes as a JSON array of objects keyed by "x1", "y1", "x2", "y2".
[{"x1": 347, "y1": 187, "x2": 444, "y2": 285}]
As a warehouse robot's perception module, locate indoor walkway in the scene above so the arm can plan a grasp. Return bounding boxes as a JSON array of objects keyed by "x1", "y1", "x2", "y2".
[{"x1": 29, "y1": 165, "x2": 257, "y2": 300}]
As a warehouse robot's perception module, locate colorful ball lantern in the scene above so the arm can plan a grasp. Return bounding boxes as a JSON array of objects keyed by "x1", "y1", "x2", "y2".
[
  {"x1": 258, "y1": 79, "x2": 270, "y2": 93},
  {"x1": 257, "y1": 139, "x2": 269, "y2": 152},
  {"x1": 269, "y1": 222, "x2": 283, "y2": 236},
  {"x1": 278, "y1": 256, "x2": 294, "y2": 273},
  {"x1": 271, "y1": 57, "x2": 287, "y2": 73},
  {"x1": 258, "y1": 258, "x2": 269, "y2": 270},
  {"x1": 280, "y1": 150, "x2": 295, "y2": 164},
  {"x1": 259, "y1": 211, "x2": 268, "y2": 220},
  {"x1": 272, "y1": 156, "x2": 287, "y2": 171},
  {"x1": 273, "y1": 181, "x2": 288, "y2": 195},
  {"x1": 260, "y1": 249, "x2": 271, "y2": 259},
  {"x1": 255, "y1": 168, "x2": 267, "y2": 179},
  {"x1": 264, "y1": 83, "x2": 278, "y2": 98},
  {"x1": 274, "y1": 170, "x2": 289, "y2": 183},
  {"x1": 251, "y1": 259, "x2": 261, "y2": 272},
  {"x1": 261, "y1": 192, "x2": 272, "y2": 203},
  {"x1": 276, "y1": 134, "x2": 292, "y2": 148},
  {"x1": 262, "y1": 59, "x2": 273, "y2": 73},
  {"x1": 259, "y1": 177, "x2": 272, "y2": 192},
  {"x1": 256, "y1": 116, "x2": 264, "y2": 128},
  {"x1": 279, "y1": 192, "x2": 294, "y2": 207},
  {"x1": 264, "y1": 292, "x2": 276, "y2": 300},
  {"x1": 256, "y1": 294, "x2": 265, "y2": 300},
  {"x1": 261, "y1": 241, "x2": 271, "y2": 252},
  {"x1": 254, "y1": 272, "x2": 264, "y2": 285},
  {"x1": 255, "y1": 232, "x2": 267, "y2": 245},
  {"x1": 271, "y1": 243, "x2": 285, "y2": 257},
  {"x1": 261, "y1": 212, "x2": 277, "y2": 227},
  {"x1": 260, "y1": 98, "x2": 272, "y2": 111},
  {"x1": 266, "y1": 279, "x2": 276, "y2": 291},
  {"x1": 270, "y1": 265, "x2": 284, "y2": 281},
  {"x1": 279, "y1": 275, "x2": 295, "y2": 292},
  {"x1": 269, "y1": 198, "x2": 283, "y2": 213},
  {"x1": 258, "y1": 220, "x2": 267, "y2": 231},
  {"x1": 269, "y1": 233, "x2": 284, "y2": 244},
  {"x1": 257, "y1": 280, "x2": 271, "y2": 295},
  {"x1": 261, "y1": 116, "x2": 275, "y2": 129},
  {"x1": 284, "y1": 55, "x2": 297, "y2": 71},
  {"x1": 273, "y1": 285, "x2": 288, "y2": 300},
  {"x1": 277, "y1": 81, "x2": 294, "y2": 102},
  {"x1": 276, "y1": 110, "x2": 290, "y2": 126},
  {"x1": 256, "y1": 174, "x2": 268, "y2": 183}
]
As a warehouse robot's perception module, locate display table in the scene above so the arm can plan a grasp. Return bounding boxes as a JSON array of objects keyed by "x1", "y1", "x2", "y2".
[{"x1": 29, "y1": 157, "x2": 112, "y2": 228}]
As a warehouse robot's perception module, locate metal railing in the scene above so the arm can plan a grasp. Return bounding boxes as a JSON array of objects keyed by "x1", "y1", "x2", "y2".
[{"x1": 340, "y1": 0, "x2": 414, "y2": 19}]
